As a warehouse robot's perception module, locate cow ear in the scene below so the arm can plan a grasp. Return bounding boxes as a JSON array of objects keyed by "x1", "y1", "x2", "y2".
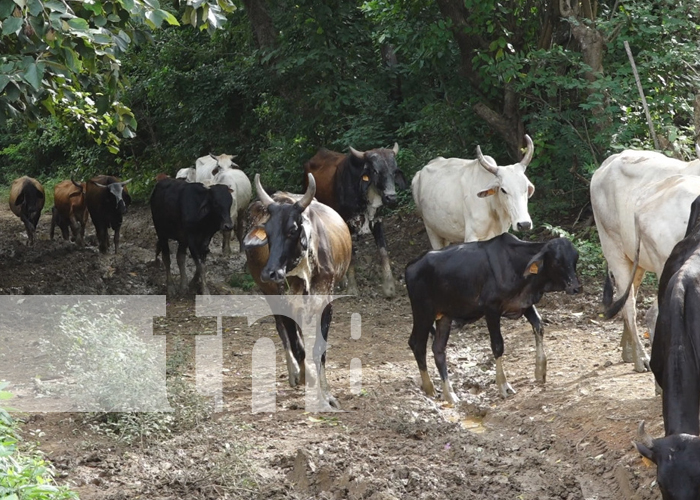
[
  {"x1": 212, "y1": 165, "x2": 221, "y2": 177},
  {"x1": 37, "y1": 190, "x2": 45, "y2": 199},
  {"x1": 243, "y1": 226, "x2": 268, "y2": 249},
  {"x1": 395, "y1": 170, "x2": 408, "y2": 190},
  {"x1": 634, "y1": 441, "x2": 656, "y2": 463},
  {"x1": 523, "y1": 251, "x2": 546, "y2": 277},
  {"x1": 300, "y1": 229, "x2": 308, "y2": 251},
  {"x1": 527, "y1": 181, "x2": 535, "y2": 198},
  {"x1": 477, "y1": 187, "x2": 497, "y2": 198},
  {"x1": 68, "y1": 191, "x2": 82, "y2": 198}
]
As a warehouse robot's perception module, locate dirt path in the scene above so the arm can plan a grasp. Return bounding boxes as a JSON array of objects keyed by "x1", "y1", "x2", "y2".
[{"x1": 0, "y1": 203, "x2": 663, "y2": 499}]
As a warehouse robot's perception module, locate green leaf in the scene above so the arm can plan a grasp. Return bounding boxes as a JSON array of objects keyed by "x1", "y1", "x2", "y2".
[
  {"x1": 23, "y1": 62, "x2": 43, "y2": 90},
  {"x1": 142, "y1": 0, "x2": 159, "y2": 9},
  {"x1": 0, "y1": 74, "x2": 9, "y2": 93},
  {"x1": 26, "y1": 0, "x2": 41, "y2": 16},
  {"x1": 2, "y1": 16, "x2": 22, "y2": 36},
  {"x1": 44, "y1": 0, "x2": 68, "y2": 13},
  {"x1": 0, "y1": 0, "x2": 14, "y2": 18},
  {"x1": 67, "y1": 17, "x2": 89, "y2": 30}
]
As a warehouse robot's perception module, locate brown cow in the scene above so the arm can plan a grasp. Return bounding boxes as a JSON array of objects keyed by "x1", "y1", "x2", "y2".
[
  {"x1": 9, "y1": 176, "x2": 45, "y2": 245},
  {"x1": 50, "y1": 179, "x2": 88, "y2": 246},
  {"x1": 85, "y1": 175, "x2": 131, "y2": 254},
  {"x1": 244, "y1": 173, "x2": 352, "y2": 410},
  {"x1": 303, "y1": 144, "x2": 406, "y2": 298}
]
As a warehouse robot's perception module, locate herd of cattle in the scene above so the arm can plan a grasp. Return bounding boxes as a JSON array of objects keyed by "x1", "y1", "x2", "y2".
[{"x1": 6, "y1": 141, "x2": 700, "y2": 498}]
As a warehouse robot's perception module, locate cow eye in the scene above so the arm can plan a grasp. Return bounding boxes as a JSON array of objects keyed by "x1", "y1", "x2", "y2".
[{"x1": 500, "y1": 188, "x2": 507, "y2": 195}]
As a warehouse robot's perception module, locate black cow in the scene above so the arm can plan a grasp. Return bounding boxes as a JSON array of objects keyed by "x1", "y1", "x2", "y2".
[
  {"x1": 630, "y1": 196, "x2": 700, "y2": 500},
  {"x1": 85, "y1": 175, "x2": 132, "y2": 253},
  {"x1": 150, "y1": 178, "x2": 233, "y2": 295},
  {"x1": 405, "y1": 233, "x2": 581, "y2": 403},
  {"x1": 303, "y1": 144, "x2": 407, "y2": 298}
]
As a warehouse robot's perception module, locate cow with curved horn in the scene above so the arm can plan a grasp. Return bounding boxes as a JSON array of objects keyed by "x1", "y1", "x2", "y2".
[
  {"x1": 302, "y1": 143, "x2": 407, "y2": 298},
  {"x1": 244, "y1": 173, "x2": 352, "y2": 410},
  {"x1": 85, "y1": 175, "x2": 132, "y2": 253},
  {"x1": 412, "y1": 135, "x2": 535, "y2": 249},
  {"x1": 51, "y1": 178, "x2": 88, "y2": 247}
]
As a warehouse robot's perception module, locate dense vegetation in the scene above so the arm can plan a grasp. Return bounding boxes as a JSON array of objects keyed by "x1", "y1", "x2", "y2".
[{"x1": 1, "y1": 0, "x2": 699, "y2": 213}]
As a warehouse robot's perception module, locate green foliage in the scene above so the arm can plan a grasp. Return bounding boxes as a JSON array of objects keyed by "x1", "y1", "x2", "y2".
[
  {"x1": 0, "y1": 383, "x2": 78, "y2": 500},
  {"x1": 229, "y1": 271, "x2": 255, "y2": 291}
]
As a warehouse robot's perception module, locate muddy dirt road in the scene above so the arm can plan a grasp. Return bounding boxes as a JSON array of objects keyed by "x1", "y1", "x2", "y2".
[{"x1": 0, "y1": 202, "x2": 664, "y2": 499}]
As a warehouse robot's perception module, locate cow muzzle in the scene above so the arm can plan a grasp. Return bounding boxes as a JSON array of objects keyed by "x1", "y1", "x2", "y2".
[
  {"x1": 566, "y1": 281, "x2": 582, "y2": 295},
  {"x1": 382, "y1": 194, "x2": 398, "y2": 207},
  {"x1": 261, "y1": 267, "x2": 286, "y2": 284},
  {"x1": 221, "y1": 221, "x2": 234, "y2": 232},
  {"x1": 118, "y1": 200, "x2": 128, "y2": 214},
  {"x1": 517, "y1": 221, "x2": 532, "y2": 231}
]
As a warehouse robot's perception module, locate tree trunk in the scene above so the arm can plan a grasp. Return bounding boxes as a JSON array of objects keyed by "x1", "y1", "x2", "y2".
[
  {"x1": 241, "y1": 0, "x2": 277, "y2": 50},
  {"x1": 435, "y1": 0, "x2": 524, "y2": 159}
]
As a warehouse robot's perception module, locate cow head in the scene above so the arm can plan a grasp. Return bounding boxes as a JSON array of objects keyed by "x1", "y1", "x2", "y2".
[
  {"x1": 245, "y1": 173, "x2": 314, "y2": 284},
  {"x1": 205, "y1": 184, "x2": 235, "y2": 232},
  {"x1": 210, "y1": 153, "x2": 238, "y2": 170},
  {"x1": 476, "y1": 135, "x2": 535, "y2": 232},
  {"x1": 94, "y1": 179, "x2": 132, "y2": 214},
  {"x1": 635, "y1": 421, "x2": 700, "y2": 500},
  {"x1": 523, "y1": 237, "x2": 581, "y2": 294},
  {"x1": 349, "y1": 143, "x2": 406, "y2": 208}
]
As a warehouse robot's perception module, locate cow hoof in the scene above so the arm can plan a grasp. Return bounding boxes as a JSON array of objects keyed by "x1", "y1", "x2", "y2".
[
  {"x1": 327, "y1": 394, "x2": 341, "y2": 410},
  {"x1": 444, "y1": 391, "x2": 460, "y2": 406},
  {"x1": 634, "y1": 357, "x2": 651, "y2": 373},
  {"x1": 382, "y1": 282, "x2": 396, "y2": 299},
  {"x1": 498, "y1": 383, "x2": 516, "y2": 399}
]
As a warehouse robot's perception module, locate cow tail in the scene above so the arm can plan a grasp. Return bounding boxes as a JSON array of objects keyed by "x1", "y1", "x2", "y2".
[
  {"x1": 604, "y1": 216, "x2": 642, "y2": 320},
  {"x1": 603, "y1": 267, "x2": 614, "y2": 307}
]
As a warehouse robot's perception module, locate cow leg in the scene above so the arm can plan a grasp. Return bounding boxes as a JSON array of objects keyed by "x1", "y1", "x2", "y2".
[
  {"x1": 96, "y1": 226, "x2": 108, "y2": 253},
  {"x1": 408, "y1": 314, "x2": 436, "y2": 397},
  {"x1": 221, "y1": 229, "x2": 232, "y2": 257},
  {"x1": 236, "y1": 210, "x2": 246, "y2": 252},
  {"x1": 20, "y1": 214, "x2": 35, "y2": 245},
  {"x1": 371, "y1": 220, "x2": 395, "y2": 298},
  {"x1": 113, "y1": 226, "x2": 121, "y2": 254},
  {"x1": 315, "y1": 303, "x2": 339, "y2": 409},
  {"x1": 524, "y1": 305, "x2": 546, "y2": 383},
  {"x1": 159, "y1": 239, "x2": 174, "y2": 295},
  {"x1": 274, "y1": 315, "x2": 305, "y2": 387},
  {"x1": 176, "y1": 243, "x2": 188, "y2": 294},
  {"x1": 68, "y1": 215, "x2": 83, "y2": 246},
  {"x1": 432, "y1": 316, "x2": 459, "y2": 404},
  {"x1": 425, "y1": 226, "x2": 446, "y2": 250},
  {"x1": 619, "y1": 268, "x2": 650, "y2": 372},
  {"x1": 486, "y1": 312, "x2": 515, "y2": 398}
]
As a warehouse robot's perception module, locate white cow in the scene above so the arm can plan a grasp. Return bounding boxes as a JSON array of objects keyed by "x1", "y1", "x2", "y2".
[
  {"x1": 591, "y1": 150, "x2": 700, "y2": 373},
  {"x1": 412, "y1": 135, "x2": 535, "y2": 249},
  {"x1": 176, "y1": 153, "x2": 251, "y2": 255},
  {"x1": 176, "y1": 153, "x2": 239, "y2": 183},
  {"x1": 206, "y1": 168, "x2": 252, "y2": 255}
]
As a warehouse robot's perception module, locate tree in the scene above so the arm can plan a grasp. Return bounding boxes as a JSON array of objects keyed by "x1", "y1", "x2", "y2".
[{"x1": 0, "y1": 0, "x2": 235, "y2": 151}]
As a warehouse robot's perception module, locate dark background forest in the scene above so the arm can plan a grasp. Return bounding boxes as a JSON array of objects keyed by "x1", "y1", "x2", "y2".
[{"x1": 1, "y1": 0, "x2": 699, "y2": 220}]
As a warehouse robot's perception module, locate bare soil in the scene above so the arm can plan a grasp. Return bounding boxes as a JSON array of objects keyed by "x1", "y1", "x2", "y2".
[{"x1": 0, "y1": 202, "x2": 664, "y2": 500}]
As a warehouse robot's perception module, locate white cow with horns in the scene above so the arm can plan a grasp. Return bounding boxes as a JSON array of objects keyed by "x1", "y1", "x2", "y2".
[
  {"x1": 412, "y1": 135, "x2": 535, "y2": 249},
  {"x1": 591, "y1": 149, "x2": 700, "y2": 373}
]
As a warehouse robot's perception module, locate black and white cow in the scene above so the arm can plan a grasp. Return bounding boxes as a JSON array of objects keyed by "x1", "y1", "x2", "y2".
[
  {"x1": 303, "y1": 144, "x2": 407, "y2": 298},
  {"x1": 85, "y1": 175, "x2": 131, "y2": 254},
  {"x1": 405, "y1": 233, "x2": 581, "y2": 403}
]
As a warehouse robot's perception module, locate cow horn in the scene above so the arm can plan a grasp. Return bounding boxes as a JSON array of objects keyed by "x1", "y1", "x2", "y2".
[
  {"x1": 71, "y1": 177, "x2": 82, "y2": 189},
  {"x1": 392, "y1": 142, "x2": 399, "y2": 155},
  {"x1": 638, "y1": 421, "x2": 654, "y2": 449},
  {"x1": 476, "y1": 145, "x2": 500, "y2": 175},
  {"x1": 349, "y1": 146, "x2": 365, "y2": 159},
  {"x1": 120, "y1": 178, "x2": 132, "y2": 186},
  {"x1": 696, "y1": 142, "x2": 700, "y2": 159},
  {"x1": 254, "y1": 174, "x2": 275, "y2": 207},
  {"x1": 93, "y1": 181, "x2": 107, "y2": 188},
  {"x1": 298, "y1": 173, "x2": 316, "y2": 209},
  {"x1": 520, "y1": 134, "x2": 534, "y2": 169}
]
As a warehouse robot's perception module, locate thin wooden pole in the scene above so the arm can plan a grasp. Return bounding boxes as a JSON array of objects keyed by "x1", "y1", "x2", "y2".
[{"x1": 624, "y1": 40, "x2": 659, "y2": 149}]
